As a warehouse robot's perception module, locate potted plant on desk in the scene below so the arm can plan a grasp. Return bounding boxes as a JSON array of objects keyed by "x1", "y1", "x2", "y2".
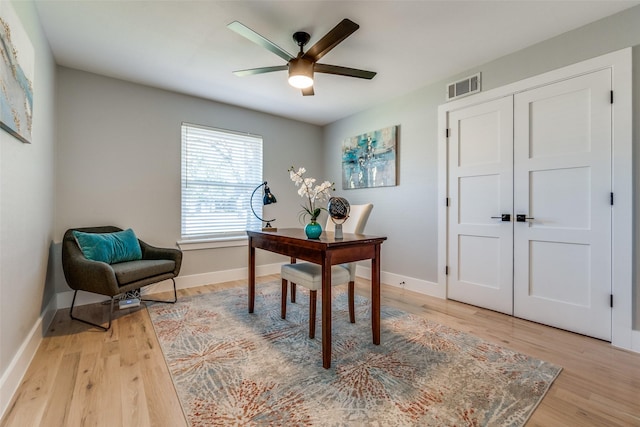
[{"x1": 288, "y1": 166, "x2": 335, "y2": 239}]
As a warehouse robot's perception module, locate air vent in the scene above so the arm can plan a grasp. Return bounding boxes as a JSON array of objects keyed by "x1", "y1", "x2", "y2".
[{"x1": 446, "y1": 73, "x2": 481, "y2": 101}]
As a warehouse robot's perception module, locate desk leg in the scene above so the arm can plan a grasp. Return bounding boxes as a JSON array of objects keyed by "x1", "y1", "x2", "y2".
[
  {"x1": 322, "y1": 255, "x2": 332, "y2": 369},
  {"x1": 372, "y1": 243, "x2": 381, "y2": 345},
  {"x1": 248, "y1": 238, "x2": 255, "y2": 313}
]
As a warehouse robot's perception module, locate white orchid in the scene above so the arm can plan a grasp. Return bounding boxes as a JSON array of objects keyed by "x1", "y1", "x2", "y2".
[
  {"x1": 288, "y1": 166, "x2": 335, "y2": 223},
  {"x1": 289, "y1": 167, "x2": 306, "y2": 185}
]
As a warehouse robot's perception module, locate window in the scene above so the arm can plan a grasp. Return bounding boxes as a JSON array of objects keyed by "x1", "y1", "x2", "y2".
[{"x1": 181, "y1": 123, "x2": 263, "y2": 240}]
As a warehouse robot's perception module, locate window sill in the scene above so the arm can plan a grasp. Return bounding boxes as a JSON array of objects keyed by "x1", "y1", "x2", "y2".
[{"x1": 177, "y1": 235, "x2": 248, "y2": 251}]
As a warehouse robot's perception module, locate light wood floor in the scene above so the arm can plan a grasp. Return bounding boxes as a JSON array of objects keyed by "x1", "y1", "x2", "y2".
[{"x1": 2, "y1": 275, "x2": 639, "y2": 426}]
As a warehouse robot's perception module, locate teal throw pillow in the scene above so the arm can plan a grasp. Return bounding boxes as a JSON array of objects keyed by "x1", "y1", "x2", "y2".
[{"x1": 73, "y1": 228, "x2": 142, "y2": 264}]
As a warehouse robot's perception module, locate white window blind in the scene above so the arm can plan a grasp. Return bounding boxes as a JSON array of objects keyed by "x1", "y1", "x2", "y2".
[{"x1": 181, "y1": 123, "x2": 263, "y2": 239}]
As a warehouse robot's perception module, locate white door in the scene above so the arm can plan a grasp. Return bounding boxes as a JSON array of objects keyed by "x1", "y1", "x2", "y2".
[
  {"x1": 447, "y1": 70, "x2": 612, "y2": 340},
  {"x1": 513, "y1": 69, "x2": 612, "y2": 341},
  {"x1": 447, "y1": 97, "x2": 514, "y2": 315}
]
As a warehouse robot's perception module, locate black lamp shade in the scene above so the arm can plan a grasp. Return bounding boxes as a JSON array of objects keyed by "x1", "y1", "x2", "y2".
[{"x1": 263, "y1": 185, "x2": 277, "y2": 205}]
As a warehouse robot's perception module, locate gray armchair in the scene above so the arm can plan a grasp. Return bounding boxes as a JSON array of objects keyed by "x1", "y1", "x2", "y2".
[{"x1": 62, "y1": 226, "x2": 182, "y2": 330}]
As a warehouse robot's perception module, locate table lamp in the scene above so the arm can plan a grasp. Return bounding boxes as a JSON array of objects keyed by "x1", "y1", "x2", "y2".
[{"x1": 251, "y1": 181, "x2": 277, "y2": 231}]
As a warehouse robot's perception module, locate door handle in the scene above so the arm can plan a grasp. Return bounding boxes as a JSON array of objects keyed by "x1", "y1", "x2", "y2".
[
  {"x1": 516, "y1": 214, "x2": 535, "y2": 222},
  {"x1": 491, "y1": 214, "x2": 511, "y2": 222}
]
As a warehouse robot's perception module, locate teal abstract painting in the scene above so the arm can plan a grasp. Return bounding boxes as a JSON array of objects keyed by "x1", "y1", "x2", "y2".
[
  {"x1": 1, "y1": 3, "x2": 34, "y2": 144},
  {"x1": 342, "y1": 125, "x2": 398, "y2": 189}
]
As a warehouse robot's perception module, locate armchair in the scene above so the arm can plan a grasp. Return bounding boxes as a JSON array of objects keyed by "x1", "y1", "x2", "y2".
[{"x1": 62, "y1": 226, "x2": 182, "y2": 331}]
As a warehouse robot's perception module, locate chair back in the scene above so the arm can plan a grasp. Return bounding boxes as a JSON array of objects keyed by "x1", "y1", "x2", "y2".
[
  {"x1": 325, "y1": 203, "x2": 373, "y2": 281},
  {"x1": 325, "y1": 203, "x2": 373, "y2": 234}
]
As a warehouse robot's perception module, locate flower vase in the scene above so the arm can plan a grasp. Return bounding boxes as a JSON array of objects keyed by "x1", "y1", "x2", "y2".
[{"x1": 305, "y1": 221, "x2": 322, "y2": 239}]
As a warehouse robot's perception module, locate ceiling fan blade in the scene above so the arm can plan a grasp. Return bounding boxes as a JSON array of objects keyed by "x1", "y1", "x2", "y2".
[
  {"x1": 315, "y1": 63, "x2": 376, "y2": 79},
  {"x1": 232, "y1": 65, "x2": 288, "y2": 77},
  {"x1": 302, "y1": 86, "x2": 314, "y2": 96},
  {"x1": 302, "y1": 19, "x2": 359, "y2": 62},
  {"x1": 227, "y1": 21, "x2": 294, "y2": 62}
]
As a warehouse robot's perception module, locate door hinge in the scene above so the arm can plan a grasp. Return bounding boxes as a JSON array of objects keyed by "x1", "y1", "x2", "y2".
[
  {"x1": 610, "y1": 90, "x2": 614, "y2": 104},
  {"x1": 610, "y1": 294, "x2": 613, "y2": 308},
  {"x1": 610, "y1": 192, "x2": 614, "y2": 206},
  {"x1": 445, "y1": 266, "x2": 449, "y2": 275},
  {"x1": 446, "y1": 197, "x2": 450, "y2": 207},
  {"x1": 446, "y1": 128, "x2": 450, "y2": 138}
]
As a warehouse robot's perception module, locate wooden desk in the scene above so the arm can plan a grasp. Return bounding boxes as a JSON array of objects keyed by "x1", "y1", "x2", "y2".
[{"x1": 247, "y1": 228, "x2": 387, "y2": 369}]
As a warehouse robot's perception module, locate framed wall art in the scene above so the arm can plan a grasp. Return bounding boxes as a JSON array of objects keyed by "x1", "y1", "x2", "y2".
[
  {"x1": 1, "y1": 3, "x2": 34, "y2": 144},
  {"x1": 342, "y1": 125, "x2": 398, "y2": 189}
]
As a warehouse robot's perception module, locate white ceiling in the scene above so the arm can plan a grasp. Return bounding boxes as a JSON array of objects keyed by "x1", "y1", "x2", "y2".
[{"x1": 34, "y1": 0, "x2": 639, "y2": 126}]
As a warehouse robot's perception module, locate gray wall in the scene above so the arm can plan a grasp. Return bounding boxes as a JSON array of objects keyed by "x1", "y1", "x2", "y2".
[
  {"x1": 0, "y1": 0, "x2": 56, "y2": 387},
  {"x1": 323, "y1": 5, "x2": 640, "y2": 328},
  {"x1": 55, "y1": 68, "x2": 324, "y2": 289},
  {"x1": 323, "y1": 86, "x2": 441, "y2": 282}
]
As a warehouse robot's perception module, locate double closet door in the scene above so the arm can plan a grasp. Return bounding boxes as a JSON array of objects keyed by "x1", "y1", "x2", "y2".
[{"x1": 446, "y1": 69, "x2": 612, "y2": 341}]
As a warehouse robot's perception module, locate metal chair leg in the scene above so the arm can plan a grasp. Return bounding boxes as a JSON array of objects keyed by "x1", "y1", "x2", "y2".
[
  {"x1": 69, "y1": 290, "x2": 114, "y2": 331},
  {"x1": 141, "y1": 278, "x2": 178, "y2": 304}
]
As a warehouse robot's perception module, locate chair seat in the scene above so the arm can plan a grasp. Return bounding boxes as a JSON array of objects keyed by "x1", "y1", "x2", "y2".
[
  {"x1": 281, "y1": 262, "x2": 350, "y2": 291},
  {"x1": 112, "y1": 259, "x2": 176, "y2": 285}
]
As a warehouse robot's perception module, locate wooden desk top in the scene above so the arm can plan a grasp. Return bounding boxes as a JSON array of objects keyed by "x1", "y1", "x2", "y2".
[
  {"x1": 247, "y1": 227, "x2": 386, "y2": 246},
  {"x1": 247, "y1": 228, "x2": 386, "y2": 266}
]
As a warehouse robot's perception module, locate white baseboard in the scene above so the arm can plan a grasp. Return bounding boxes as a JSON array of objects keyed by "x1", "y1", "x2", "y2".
[
  {"x1": 0, "y1": 297, "x2": 57, "y2": 420},
  {"x1": 56, "y1": 288, "x2": 109, "y2": 308},
  {"x1": 56, "y1": 262, "x2": 285, "y2": 308},
  {"x1": 356, "y1": 265, "x2": 445, "y2": 299},
  {"x1": 54, "y1": 264, "x2": 444, "y2": 307},
  {"x1": 142, "y1": 263, "x2": 284, "y2": 296}
]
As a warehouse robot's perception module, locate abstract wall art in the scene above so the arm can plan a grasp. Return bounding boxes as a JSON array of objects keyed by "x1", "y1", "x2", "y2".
[
  {"x1": 342, "y1": 125, "x2": 398, "y2": 189},
  {"x1": 1, "y1": 3, "x2": 34, "y2": 144}
]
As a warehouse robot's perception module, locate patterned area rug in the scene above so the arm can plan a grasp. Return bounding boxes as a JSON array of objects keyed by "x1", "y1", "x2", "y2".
[{"x1": 147, "y1": 282, "x2": 561, "y2": 426}]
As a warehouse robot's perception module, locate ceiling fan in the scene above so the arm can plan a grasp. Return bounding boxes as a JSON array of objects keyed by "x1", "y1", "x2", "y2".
[{"x1": 227, "y1": 19, "x2": 376, "y2": 96}]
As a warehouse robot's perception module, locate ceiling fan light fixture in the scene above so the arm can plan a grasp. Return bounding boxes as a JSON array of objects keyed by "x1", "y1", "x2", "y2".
[
  {"x1": 229, "y1": 19, "x2": 375, "y2": 96},
  {"x1": 288, "y1": 57, "x2": 314, "y2": 89},
  {"x1": 288, "y1": 74, "x2": 313, "y2": 89}
]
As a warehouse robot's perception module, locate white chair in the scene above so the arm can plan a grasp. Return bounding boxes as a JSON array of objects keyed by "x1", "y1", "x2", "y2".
[{"x1": 280, "y1": 203, "x2": 373, "y2": 338}]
